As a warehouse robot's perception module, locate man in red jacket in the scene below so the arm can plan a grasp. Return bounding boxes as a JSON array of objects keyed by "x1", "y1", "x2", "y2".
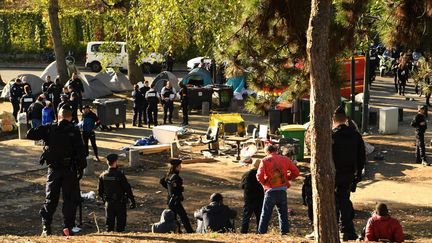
[
  {"x1": 256, "y1": 145, "x2": 300, "y2": 235},
  {"x1": 365, "y1": 203, "x2": 404, "y2": 243}
]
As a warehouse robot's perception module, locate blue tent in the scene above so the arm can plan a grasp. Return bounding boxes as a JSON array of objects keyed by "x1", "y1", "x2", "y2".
[
  {"x1": 182, "y1": 68, "x2": 213, "y2": 86},
  {"x1": 226, "y1": 76, "x2": 246, "y2": 93}
]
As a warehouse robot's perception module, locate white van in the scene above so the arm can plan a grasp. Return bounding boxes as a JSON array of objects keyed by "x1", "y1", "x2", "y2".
[{"x1": 85, "y1": 41, "x2": 163, "y2": 73}]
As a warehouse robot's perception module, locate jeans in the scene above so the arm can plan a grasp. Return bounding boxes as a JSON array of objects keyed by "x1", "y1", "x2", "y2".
[
  {"x1": 335, "y1": 183, "x2": 356, "y2": 238},
  {"x1": 240, "y1": 201, "x2": 262, "y2": 233},
  {"x1": 163, "y1": 102, "x2": 174, "y2": 123},
  {"x1": 31, "y1": 119, "x2": 42, "y2": 128},
  {"x1": 82, "y1": 131, "x2": 98, "y2": 157},
  {"x1": 258, "y1": 190, "x2": 289, "y2": 234},
  {"x1": 416, "y1": 132, "x2": 426, "y2": 163}
]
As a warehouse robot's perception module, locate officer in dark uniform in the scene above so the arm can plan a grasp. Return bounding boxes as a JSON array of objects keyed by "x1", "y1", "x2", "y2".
[
  {"x1": 132, "y1": 84, "x2": 144, "y2": 127},
  {"x1": 47, "y1": 78, "x2": 62, "y2": 117},
  {"x1": 20, "y1": 85, "x2": 35, "y2": 114},
  {"x1": 139, "y1": 80, "x2": 150, "y2": 125},
  {"x1": 9, "y1": 78, "x2": 24, "y2": 120},
  {"x1": 178, "y1": 81, "x2": 189, "y2": 126},
  {"x1": 411, "y1": 105, "x2": 429, "y2": 166},
  {"x1": 69, "y1": 73, "x2": 84, "y2": 112},
  {"x1": 165, "y1": 47, "x2": 174, "y2": 72},
  {"x1": 98, "y1": 154, "x2": 136, "y2": 232},
  {"x1": 68, "y1": 85, "x2": 79, "y2": 123},
  {"x1": 42, "y1": 76, "x2": 54, "y2": 97},
  {"x1": 145, "y1": 82, "x2": 160, "y2": 128},
  {"x1": 332, "y1": 105, "x2": 365, "y2": 241},
  {"x1": 160, "y1": 158, "x2": 193, "y2": 233},
  {"x1": 26, "y1": 106, "x2": 87, "y2": 236},
  {"x1": 161, "y1": 81, "x2": 175, "y2": 124}
]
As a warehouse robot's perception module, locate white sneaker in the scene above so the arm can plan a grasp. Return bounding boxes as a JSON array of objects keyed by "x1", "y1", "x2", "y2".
[{"x1": 305, "y1": 232, "x2": 315, "y2": 240}]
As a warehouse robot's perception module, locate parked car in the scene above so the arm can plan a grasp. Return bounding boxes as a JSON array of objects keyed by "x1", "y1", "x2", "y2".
[
  {"x1": 187, "y1": 56, "x2": 212, "y2": 71},
  {"x1": 85, "y1": 41, "x2": 163, "y2": 73}
]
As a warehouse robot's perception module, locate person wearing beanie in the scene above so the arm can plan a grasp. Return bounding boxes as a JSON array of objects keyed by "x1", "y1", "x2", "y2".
[
  {"x1": 194, "y1": 193, "x2": 237, "y2": 233},
  {"x1": 256, "y1": 144, "x2": 300, "y2": 235},
  {"x1": 151, "y1": 209, "x2": 180, "y2": 233},
  {"x1": 411, "y1": 105, "x2": 429, "y2": 166},
  {"x1": 332, "y1": 105, "x2": 366, "y2": 241},
  {"x1": 98, "y1": 154, "x2": 136, "y2": 232},
  {"x1": 160, "y1": 158, "x2": 193, "y2": 233},
  {"x1": 365, "y1": 203, "x2": 404, "y2": 243},
  {"x1": 239, "y1": 159, "x2": 264, "y2": 233}
]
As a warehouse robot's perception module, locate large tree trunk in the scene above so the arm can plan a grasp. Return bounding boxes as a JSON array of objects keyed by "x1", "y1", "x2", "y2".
[
  {"x1": 125, "y1": 0, "x2": 144, "y2": 85},
  {"x1": 127, "y1": 45, "x2": 144, "y2": 84},
  {"x1": 306, "y1": 0, "x2": 339, "y2": 242},
  {"x1": 48, "y1": 0, "x2": 68, "y2": 85}
]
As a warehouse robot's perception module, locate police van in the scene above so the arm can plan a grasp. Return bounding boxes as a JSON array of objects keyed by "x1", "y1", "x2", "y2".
[{"x1": 85, "y1": 41, "x2": 163, "y2": 73}]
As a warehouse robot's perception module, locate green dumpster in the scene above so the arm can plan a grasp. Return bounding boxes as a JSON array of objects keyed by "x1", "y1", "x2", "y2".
[
  {"x1": 279, "y1": 124, "x2": 306, "y2": 161},
  {"x1": 344, "y1": 101, "x2": 362, "y2": 127}
]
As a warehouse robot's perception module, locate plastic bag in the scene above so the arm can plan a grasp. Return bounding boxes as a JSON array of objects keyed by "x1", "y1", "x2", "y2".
[{"x1": 18, "y1": 112, "x2": 27, "y2": 124}]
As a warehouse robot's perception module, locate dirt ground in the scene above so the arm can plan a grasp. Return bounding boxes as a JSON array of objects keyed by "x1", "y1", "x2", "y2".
[{"x1": 0, "y1": 72, "x2": 432, "y2": 242}]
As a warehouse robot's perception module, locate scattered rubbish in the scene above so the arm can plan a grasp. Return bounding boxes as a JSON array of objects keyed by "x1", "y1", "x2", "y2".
[
  {"x1": 81, "y1": 191, "x2": 96, "y2": 200},
  {"x1": 134, "y1": 135, "x2": 158, "y2": 146},
  {"x1": 374, "y1": 151, "x2": 385, "y2": 161},
  {"x1": 71, "y1": 226, "x2": 82, "y2": 233}
]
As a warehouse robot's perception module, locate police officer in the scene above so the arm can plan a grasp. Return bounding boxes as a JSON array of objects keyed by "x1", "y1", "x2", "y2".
[
  {"x1": 411, "y1": 105, "x2": 429, "y2": 166},
  {"x1": 139, "y1": 80, "x2": 150, "y2": 125},
  {"x1": 165, "y1": 47, "x2": 174, "y2": 72},
  {"x1": 178, "y1": 81, "x2": 189, "y2": 126},
  {"x1": 42, "y1": 75, "x2": 54, "y2": 97},
  {"x1": 26, "y1": 106, "x2": 87, "y2": 236},
  {"x1": 132, "y1": 84, "x2": 144, "y2": 127},
  {"x1": 161, "y1": 81, "x2": 175, "y2": 124},
  {"x1": 20, "y1": 85, "x2": 35, "y2": 115},
  {"x1": 145, "y1": 82, "x2": 160, "y2": 128},
  {"x1": 68, "y1": 85, "x2": 79, "y2": 123},
  {"x1": 160, "y1": 158, "x2": 193, "y2": 233},
  {"x1": 332, "y1": 106, "x2": 365, "y2": 241},
  {"x1": 68, "y1": 73, "x2": 84, "y2": 112},
  {"x1": 98, "y1": 154, "x2": 136, "y2": 232},
  {"x1": 9, "y1": 78, "x2": 24, "y2": 120},
  {"x1": 47, "y1": 78, "x2": 62, "y2": 117}
]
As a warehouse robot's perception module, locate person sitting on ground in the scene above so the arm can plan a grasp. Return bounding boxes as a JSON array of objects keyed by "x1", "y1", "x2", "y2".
[
  {"x1": 239, "y1": 159, "x2": 264, "y2": 233},
  {"x1": 151, "y1": 209, "x2": 180, "y2": 233},
  {"x1": 365, "y1": 203, "x2": 404, "y2": 243},
  {"x1": 194, "y1": 193, "x2": 237, "y2": 233}
]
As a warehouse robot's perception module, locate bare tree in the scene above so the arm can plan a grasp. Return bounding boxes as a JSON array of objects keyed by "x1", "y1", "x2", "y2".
[
  {"x1": 306, "y1": 0, "x2": 339, "y2": 242},
  {"x1": 47, "y1": 0, "x2": 69, "y2": 85}
]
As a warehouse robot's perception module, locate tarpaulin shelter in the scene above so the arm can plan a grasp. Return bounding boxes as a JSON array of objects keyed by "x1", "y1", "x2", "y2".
[
  {"x1": 152, "y1": 71, "x2": 179, "y2": 93},
  {"x1": 182, "y1": 68, "x2": 213, "y2": 87},
  {"x1": 95, "y1": 70, "x2": 133, "y2": 92}
]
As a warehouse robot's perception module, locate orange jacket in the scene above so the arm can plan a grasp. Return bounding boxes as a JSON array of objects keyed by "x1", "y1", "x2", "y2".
[{"x1": 256, "y1": 153, "x2": 300, "y2": 191}]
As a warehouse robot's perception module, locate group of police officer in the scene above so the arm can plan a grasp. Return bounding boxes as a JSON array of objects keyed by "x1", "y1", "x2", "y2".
[{"x1": 132, "y1": 80, "x2": 189, "y2": 128}]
